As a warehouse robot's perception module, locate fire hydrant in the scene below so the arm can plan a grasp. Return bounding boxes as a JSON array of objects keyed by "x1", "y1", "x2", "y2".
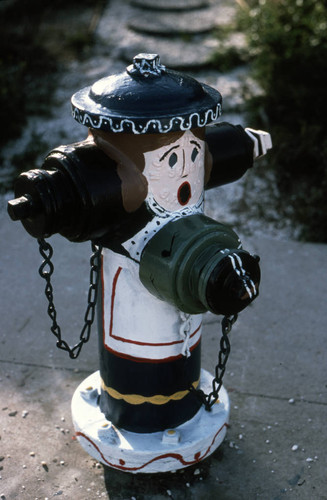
[{"x1": 8, "y1": 54, "x2": 272, "y2": 473}]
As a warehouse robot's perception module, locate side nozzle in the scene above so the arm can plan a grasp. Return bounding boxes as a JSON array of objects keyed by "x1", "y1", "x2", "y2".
[{"x1": 139, "y1": 214, "x2": 261, "y2": 316}]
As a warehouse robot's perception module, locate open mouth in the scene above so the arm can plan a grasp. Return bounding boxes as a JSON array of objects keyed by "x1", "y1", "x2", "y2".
[{"x1": 178, "y1": 181, "x2": 191, "y2": 206}]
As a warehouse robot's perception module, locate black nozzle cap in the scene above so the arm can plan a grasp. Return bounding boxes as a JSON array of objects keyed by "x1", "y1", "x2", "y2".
[{"x1": 206, "y1": 250, "x2": 261, "y2": 316}]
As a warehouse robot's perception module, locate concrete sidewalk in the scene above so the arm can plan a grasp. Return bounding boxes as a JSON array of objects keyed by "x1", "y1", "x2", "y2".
[{"x1": 1, "y1": 207, "x2": 326, "y2": 500}]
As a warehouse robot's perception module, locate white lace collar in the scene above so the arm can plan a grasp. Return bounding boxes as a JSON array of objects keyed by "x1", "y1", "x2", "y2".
[{"x1": 122, "y1": 194, "x2": 204, "y2": 262}]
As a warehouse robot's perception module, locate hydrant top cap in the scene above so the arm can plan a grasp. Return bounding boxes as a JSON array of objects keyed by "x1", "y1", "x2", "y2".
[{"x1": 71, "y1": 53, "x2": 222, "y2": 134}]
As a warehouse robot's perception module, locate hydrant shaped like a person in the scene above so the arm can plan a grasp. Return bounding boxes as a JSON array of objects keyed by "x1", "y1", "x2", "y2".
[{"x1": 8, "y1": 54, "x2": 272, "y2": 473}]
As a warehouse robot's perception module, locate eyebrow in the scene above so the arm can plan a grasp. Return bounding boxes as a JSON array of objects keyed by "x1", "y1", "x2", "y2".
[
  {"x1": 190, "y1": 140, "x2": 201, "y2": 149},
  {"x1": 160, "y1": 145, "x2": 180, "y2": 162}
]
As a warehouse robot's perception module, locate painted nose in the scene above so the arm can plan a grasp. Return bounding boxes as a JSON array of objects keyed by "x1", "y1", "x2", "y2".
[{"x1": 181, "y1": 150, "x2": 189, "y2": 177}]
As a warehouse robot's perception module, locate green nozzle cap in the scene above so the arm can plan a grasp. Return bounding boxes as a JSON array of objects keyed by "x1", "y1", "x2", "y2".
[{"x1": 139, "y1": 214, "x2": 260, "y2": 315}]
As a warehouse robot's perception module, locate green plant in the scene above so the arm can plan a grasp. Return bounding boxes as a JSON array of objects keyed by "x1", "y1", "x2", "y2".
[
  {"x1": 239, "y1": 0, "x2": 327, "y2": 242},
  {"x1": 210, "y1": 45, "x2": 246, "y2": 72}
]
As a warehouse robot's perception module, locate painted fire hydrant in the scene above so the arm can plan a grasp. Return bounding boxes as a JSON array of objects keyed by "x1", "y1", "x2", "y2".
[{"x1": 8, "y1": 54, "x2": 272, "y2": 473}]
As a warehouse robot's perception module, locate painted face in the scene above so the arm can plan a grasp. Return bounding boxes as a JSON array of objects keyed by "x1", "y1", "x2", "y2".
[{"x1": 143, "y1": 131, "x2": 205, "y2": 212}]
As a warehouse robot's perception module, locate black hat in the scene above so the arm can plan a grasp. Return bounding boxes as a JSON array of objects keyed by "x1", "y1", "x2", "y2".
[{"x1": 71, "y1": 53, "x2": 222, "y2": 134}]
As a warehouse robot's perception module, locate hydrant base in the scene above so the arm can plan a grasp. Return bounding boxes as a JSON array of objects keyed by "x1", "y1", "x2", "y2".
[{"x1": 71, "y1": 369, "x2": 229, "y2": 473}]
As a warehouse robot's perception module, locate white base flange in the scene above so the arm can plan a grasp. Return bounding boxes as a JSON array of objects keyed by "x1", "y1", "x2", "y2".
[{"x1": 71, "y1": 369, "x2": 229, "y2": 473}]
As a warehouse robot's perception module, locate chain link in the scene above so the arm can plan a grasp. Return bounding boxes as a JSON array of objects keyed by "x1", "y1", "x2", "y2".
[
  {"x1": 188, "y1": 314, "x2": 237, "y2": 411},
  {"x1": 37, "y1": 236, "x2": 236, "y2": 401},
  {"x1": 37, "y1": 238, "x2": 102, "y2": 359}
]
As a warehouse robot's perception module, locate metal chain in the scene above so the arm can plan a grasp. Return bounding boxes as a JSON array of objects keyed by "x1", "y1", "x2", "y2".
[
  {"x1": 37, "y1": 235, "x2": 235, "y2": 399},
  {"x1": 188, "y1": 314, "x2": 237, "y2": 411},
  {"x1": 37, "y1": 238, "x2": 102, "y2": 359}
]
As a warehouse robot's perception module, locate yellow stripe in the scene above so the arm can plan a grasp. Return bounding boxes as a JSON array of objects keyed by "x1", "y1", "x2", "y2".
[{"x1": 100, "y1": 378, "x2": 200, "y2": 406}]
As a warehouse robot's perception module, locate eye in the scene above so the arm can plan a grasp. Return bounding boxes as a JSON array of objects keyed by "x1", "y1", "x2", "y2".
[
  {"x1": 191, "y1": 147, "x2": 199, "y2": 162},
  {"x1": 169, "y1": 152, "x2": 178, "y2": 168}
]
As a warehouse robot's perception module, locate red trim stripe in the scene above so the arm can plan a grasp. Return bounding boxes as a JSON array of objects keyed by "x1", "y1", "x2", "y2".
[
  {"x1": 109, "y1": 266, "x2": 123, "y2": 340},
  {"x1": 76, "y1": 421, "x2": 227, "y2": 472},
  {"x1": 111, "y1": 323, "x2": 201, "y2": 347},
  {"x1": 101, "y1": 255, "x2": 106, "y2": 348},
  {"x1": 102, "y1": 263, "x2": 202, "y2": 357},
  {"x1": 103, "y1": 336, "x2": 201, "y2": 364}
]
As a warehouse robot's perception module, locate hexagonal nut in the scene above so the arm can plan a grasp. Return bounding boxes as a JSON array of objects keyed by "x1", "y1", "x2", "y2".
[{"x1": 162, "y1": 429, "x2": 180, "y2": 445}]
